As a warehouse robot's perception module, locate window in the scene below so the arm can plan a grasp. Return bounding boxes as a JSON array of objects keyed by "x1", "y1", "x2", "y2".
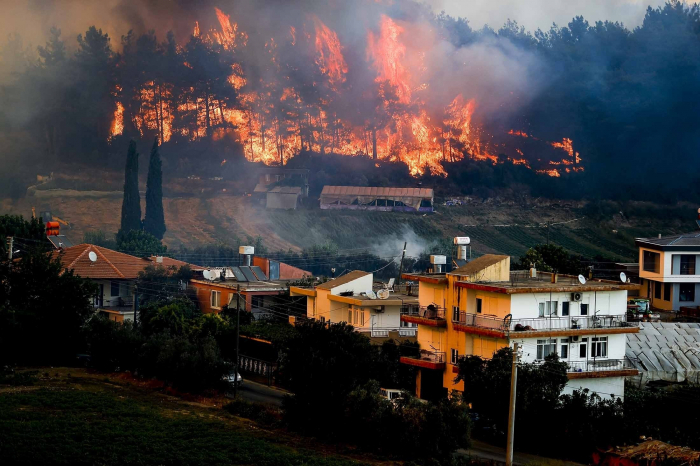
[
  {"x1": 592, "y1": 337, "x2": 608, "y2": 358},
  {"x1": 562, "y1": 302, "x2": 569, "y2": 316},
  {"x1": 452, "y1": 306, "x2": 460, "y2": 322},
  {"x1": 111, "y1": 281, "x2": 120, "y2": 297},
  {"x1": 580, "y1": 338, "x2": 588, "y2": 358},
  {"x1": 654, "y1": 282, "x2": 661, "y2": 299},
  {"x1": 581, "y1": 304, "x2": 589, "y2": 316},
  {"x1": 401, "y1": 320, "x2": 417, "y2": 328},
  {"x1": 536, "y1": 339, "x2": 557, "y2": 359},
  {"x1": 348, "y1": 309, "x2": 352, "y2": 323},
  {"x1": 451, "y1": 348, "x2": 459, "y2": 365},
  {"x1": 476, "y1": 298, "x2": 482, "y2": 314},
  {"x1": 252, "y1": 296, "x2": 263, "y2": 309},
  {"x1": 680, "y1": 283, "x2": 696, "y2": 302},
  {"x1": 538, "y1": 301, "x2": 558, "y2": 317},
  {"x1": 643, "y1": 250, "x2": 660, "y2": 273},
  {"x1": 664, "y1": 283, "x2": 671, "y2": 301},
  {"x1": 210, "y1": 290, "x2": 221, "y2": 309},
  {"x1": 560, "y1": 338, "x2": 569, "y2": 358},
  {"x1": 680, "y1": 255, "x2": 696, "y2": 275}
]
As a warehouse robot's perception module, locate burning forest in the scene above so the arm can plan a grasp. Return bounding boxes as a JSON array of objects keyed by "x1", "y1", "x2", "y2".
[{"x1": 3, "y1": 0, "x2": 700, "y2": 202}]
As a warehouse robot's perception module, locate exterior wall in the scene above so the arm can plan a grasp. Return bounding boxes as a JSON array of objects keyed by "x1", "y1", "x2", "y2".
[
  {"x1": 254, "y1": 257, "x2": 310, "y2": 281},
  {"x1": 329, "y1": 274, "x2": 374, "y2": 295},
  {"x1": 454, "y1": 258, "x2": 510, "y2": 283},
  {"x1": 563, "y1": 376, "x2": 625, "y2": 398},
  {"x1": 640, "y1": 278, "x2": 700, "y2": 311},
  {"x1": 266, "y1": 192, "x2": 298, "y2": 210},
  {"x1": 92, "y1": 279, "x2": 134, "y2": 308},
  {"x1": 320, "y1": 203, "x2": 434, "y2": 213},
  {"x1": 509, "y1": 289, "x2": 627, "y2": 319},
  {"x1": 638, "y1": 247, "x2": 666, "y2": 280},
  {"x1": 418, "y1": 281, "x2": 447, "y2": 308}
]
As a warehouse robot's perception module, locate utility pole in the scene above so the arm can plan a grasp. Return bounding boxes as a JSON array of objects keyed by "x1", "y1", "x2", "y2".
[
  {"x1": 6, "y1": 237, "x2": 13, "y2": 260},
  {"x1": 397, "y1": 242, "x2": 407, "y2": 285},
  {"x1": 506, "y1": 342, "x2": 519, "y2": 466},
  {"x1": 233, "y1": 284, "x2": 241, "y2": 398}
]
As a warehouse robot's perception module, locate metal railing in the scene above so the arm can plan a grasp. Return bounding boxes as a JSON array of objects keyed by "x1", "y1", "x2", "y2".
[
  {"x1": 401, "y1": 305, "x2": 446, "y2": 320},
  {"x1": 401, "y1": 347, "x2": 446, "y2": 364},
  {"x1": 360, "y1": 327, "x2": 418, "y2": 338},
  {"x1": 565, "y1": 358, "x2": 635, "y2": 374},
  {"x1": 453, "y1": 311, "x2": 635, "y2": 332}
]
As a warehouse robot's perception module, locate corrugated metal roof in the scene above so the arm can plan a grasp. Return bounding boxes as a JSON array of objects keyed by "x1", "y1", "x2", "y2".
[
  {"x1": 627, "y1": 322, "x2": 700, "y2": 384},
  {"x1": 269, "y1": 186, "x2": 302, "y2": 194},
  {"x1": 636, "y1": 232, "x2": 700, "y2": 246},
  {"x1": 320, "y1": 186, "x2": 433, "y2": 198}
]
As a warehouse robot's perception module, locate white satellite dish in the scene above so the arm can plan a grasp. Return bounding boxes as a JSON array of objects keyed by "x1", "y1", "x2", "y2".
[
  {"x1": 377, "y1": 289, "x2": 390, "y2": 299},
  {"x1": 88, "y1": 251, "x2": 97, "y2": 262},
  {"x1": 578, "y1": 274, "x2": 587, "y2": 285},
  {"x1": 366, "y1": 290, "x2": 377, "y2": 300},
  {"x1": 620, "y1": 272, "x2": 627, "y2": 283},
  {"x1": 203, "y1": 270, "x2": 211, "y2": 280}
]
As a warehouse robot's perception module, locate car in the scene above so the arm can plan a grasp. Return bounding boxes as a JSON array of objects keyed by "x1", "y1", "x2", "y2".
[{"x1": 223, "y1": 372, "x2": 243, "y2": 388}]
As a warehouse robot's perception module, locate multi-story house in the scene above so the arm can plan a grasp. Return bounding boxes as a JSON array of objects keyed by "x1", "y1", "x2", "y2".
[
  {"x1": 636, "y1": 233, "x2": 700, "y2": 311},
  {"x1": 290, "y1": 271, "x2": 419, "y2": 342},
  {"x1": 401, "y1": 254, "x2": 640, "y2": 400}
]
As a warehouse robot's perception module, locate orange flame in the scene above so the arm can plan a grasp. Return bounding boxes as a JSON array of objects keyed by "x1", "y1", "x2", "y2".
[
  {"x1": 313, "y1": 16, "x2": 347, "y2": 86},
  {"x1": 367, "y1": 15, "x2": 411, "y2": 104}
]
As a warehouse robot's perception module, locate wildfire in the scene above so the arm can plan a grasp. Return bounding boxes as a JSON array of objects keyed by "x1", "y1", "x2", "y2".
[
  {"x1": 107, "y1": 7, "x2": 586, "y2": 179},
  {"x1": 313, "y1": 16, "x2": 348, "y2": 86}
]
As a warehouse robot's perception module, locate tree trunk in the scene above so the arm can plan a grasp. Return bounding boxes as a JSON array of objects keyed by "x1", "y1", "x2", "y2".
[{"x1": 372, "y1": 127, "x2": 378, "y2": 160}]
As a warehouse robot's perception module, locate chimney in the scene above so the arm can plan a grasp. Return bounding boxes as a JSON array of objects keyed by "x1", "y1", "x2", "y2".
[{"x1": 239, "y1": 246, "x2": 254, "y2": 266}]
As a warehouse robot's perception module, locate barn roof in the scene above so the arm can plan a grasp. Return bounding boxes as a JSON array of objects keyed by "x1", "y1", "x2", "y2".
[{"x1": 320, "y1": 186, "x2": 433, "y2": 198}]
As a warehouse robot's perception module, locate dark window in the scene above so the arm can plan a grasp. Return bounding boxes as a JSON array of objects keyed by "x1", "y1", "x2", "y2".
[
  {"x1": 654, "y1": 282, "x2": 662, "y2": 299},
  {"x1": 452, "y1": 306, "x2": 460, "y2": 322},
  {"x1": 643, "y1": 250, "x2": 660, "y2": 273},
  {"x1": 580, "y1": 338, "x2": 588, "y2": 358},
  {"x1": 680, "y1": 283, "x2": 696, "y2": 302},
  {"x1": 476, "y1": 298, "x2": 482, "y2": 314},
  {"x1": 562, "y1": 302, "x2": 569, "y2": 316},
  {"x1": 581, "y1": 304, "x2": 588, "y2": 316},
  {"x1": 680, "y1": 255, "x2": 696, "y2": 275},
  {"x1": 664, "y1": 283, "x2": 671, "y2": 301},
  {"x1": 111, "y1": 281, "x2": 120, "y2": 297},
  {"x1": 561, "y1": 339, "x2": 569, "y2": 358},
  {"x1": 252, "y1": 296, "x2": 264, "y2": 308}
]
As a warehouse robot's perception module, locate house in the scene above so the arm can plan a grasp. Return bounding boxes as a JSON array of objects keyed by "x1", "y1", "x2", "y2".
[
  {"x1": 265, "y1": 186, "x2": 302, "y2": 210},
  {"x1": 320, "y1": 186, "x2": 434, "y2": 212},
  {"x1": 636, "y1": 233, "x2": 700, "y2": 311},
  {"x1": 253, "y1": 256, "x2": 310, "y2": 281},
  {"x1": 254, "y1": 167, "x2": 309, "y2": 197},
  {"x1": 190, "y1": 266, "x2": 295, "y2": 318},
  {"x1": 401, "y1": 254, "x2": 640, "y2": 401},
  {"x1": 290, "y1": 271, "x2": 419, "y2": 342}
]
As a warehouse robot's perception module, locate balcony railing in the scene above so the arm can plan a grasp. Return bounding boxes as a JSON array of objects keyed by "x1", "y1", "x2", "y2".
[
  {"x1": 402, "y1": 348, "x2": 446, "y2": 364},
  {"x1": 401, "y1": 305, "x2": 446, "y2": 320},
  {"x1": 359, "y1": 327, "x2": 418, "y2": 338},
  {"x1": 565, "y1": 358, "x2": 635, "y2": 374},
  {"x1": 453, "y1": 312, "x2": 635, "y2": 333}
]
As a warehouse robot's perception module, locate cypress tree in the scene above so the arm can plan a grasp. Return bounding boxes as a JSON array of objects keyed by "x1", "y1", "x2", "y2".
[
  {"x1": 143, "y1": 137, "x2": 166, "y2": 240},
  {"x1": 118, "y1": 140, "x2": 141, "y2": 239}
]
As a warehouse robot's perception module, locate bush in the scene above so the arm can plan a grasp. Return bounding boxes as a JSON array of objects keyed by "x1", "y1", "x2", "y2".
[{"x1": 224, "y1": 398, "x2": 282, "y2": 427}]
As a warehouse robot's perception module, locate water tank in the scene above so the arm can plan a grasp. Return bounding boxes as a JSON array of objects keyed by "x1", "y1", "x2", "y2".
[{"x1": 239, "y1": 246, "x2": 255, "y2": 255}]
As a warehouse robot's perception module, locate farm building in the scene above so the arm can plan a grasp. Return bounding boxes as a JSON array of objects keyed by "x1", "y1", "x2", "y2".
[
  {"x1": 265, "y1": 186, "x2": 302, "y2": 210},
  {"x1": 320, "y1": 186, "x2": 434, "y2": 212}
]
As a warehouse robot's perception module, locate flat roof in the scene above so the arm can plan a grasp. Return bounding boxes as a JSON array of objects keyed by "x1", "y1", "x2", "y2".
[
  {"x1": 190, "y1": 279, "x2": 287, "y2": 292},
  {"x1": 316, "y1": 271, "x2": 371, "y2": 290},
  {"x1": 320, "y1": 186, "x2": 433, "y2": 198},
  {"x1": 452, "y1": 254, "x2": 509, "y2": 275},
  {"x1": 455, "y1": 271, "x2": 640, "y2": 294},
  {"x1": 328, "y1": 293, "x2": 418, "y2": 307},
  {"x1": 636, "y1": 232, "x2": 700, "y2": 251}
]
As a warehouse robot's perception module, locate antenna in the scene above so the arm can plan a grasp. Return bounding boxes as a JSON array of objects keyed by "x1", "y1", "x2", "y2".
[
  {"x1": 203, "y1": 270, "x2": 211, "y2": 280},
  {"x1": 578, "y1": 274, "x2": 587, "y2": 285},
  {"x1": 366, "y1": 290, "x2": 377, "y2": 300},
  {"x1": 620, "y1": 272, "x2": 627, "y2": 283},
  {"x1": 88, "y1": 251, "x2": 97, "y2": 262},
  {"x1": 377, "y1": 289, "x2": 390, "y2": 299}
]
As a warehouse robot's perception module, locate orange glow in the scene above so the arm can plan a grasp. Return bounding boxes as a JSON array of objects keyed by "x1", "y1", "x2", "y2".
[
  {"x1": 367, "y1": 15, "x2": 411, "y2": 104},
  {"x1": 313, "y1": 16, "x2": 348, "y2": 86},
  {"x1": 110, "y1": 102, "x2": 124, "y2": 138},
  {"x1": 213, "y1": 7, "x2": 248, "y2": 49},
  {"x1": 551, "y1": 137, "x2": 574, "y2": 157},
  {"x1": 508, "y1": 129, "x2": 528, "y2": 138},
  {"x1": 290, "y1": 26, "x2": 296, "y2": 46},
  {"x1": 537, "y1": 169, "x2": 561, "y2": 177}
]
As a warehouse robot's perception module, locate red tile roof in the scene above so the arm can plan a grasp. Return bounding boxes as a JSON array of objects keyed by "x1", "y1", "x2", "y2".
[
  {"x1": 148, "y1": 256, "x2": 206, "y2": 271},
  {"x1": 53, "y1": 244, "x2": 153, "y2": 279}
]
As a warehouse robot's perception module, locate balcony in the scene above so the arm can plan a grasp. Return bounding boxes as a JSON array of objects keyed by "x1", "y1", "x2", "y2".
[
  {"x1": 400, "y1": 305, "x2": 447, "y2": 327},
  {"x1": 400, "y1": 348, "x2": 447, "y2": 370},
  {"x1": 565, "y1": 358, "x2": 638, "y2": 379},
  {"x1": 452, "y1": 312, "x2": 638, "y2": 337},
  {"x1": 362, "y1": 328, "x2": 418, "y2": 338}
]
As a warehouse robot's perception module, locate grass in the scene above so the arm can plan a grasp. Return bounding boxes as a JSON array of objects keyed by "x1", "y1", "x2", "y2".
[{"x1": 0, "y1": 370, "x2": 367, "y2": 466}]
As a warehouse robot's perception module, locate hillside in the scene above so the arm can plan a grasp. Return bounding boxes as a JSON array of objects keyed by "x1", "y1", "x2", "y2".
[{"x1": 2, "y1": 172, "x2": 696, "y2": 262}]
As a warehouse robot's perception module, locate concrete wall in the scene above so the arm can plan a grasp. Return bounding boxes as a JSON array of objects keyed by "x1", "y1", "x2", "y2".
[
  {"x1": 93, "y1": 279, "x2": 133, "y2": 307},
  {"x1": 563, "y1": 376, "x2": 625, "y2": 398}
]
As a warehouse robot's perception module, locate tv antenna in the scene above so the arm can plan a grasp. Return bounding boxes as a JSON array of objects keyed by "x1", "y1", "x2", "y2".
[
  {"x1": 88, "y1": 251, "x2": 97, "y2": 262},
  {"x1": 620, "y1": 272, "x2": 627, "y2": 283},
  {"x1": 366, "y1": 290, "x2": 377, "y2": 300},
  {"x1": 578, "y1": 274, "x2": 587, "y2": 285}
]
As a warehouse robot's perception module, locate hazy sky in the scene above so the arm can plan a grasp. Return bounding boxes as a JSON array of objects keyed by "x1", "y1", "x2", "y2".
[{"x1": 426, "y1": 0, "x2": 675, "y2": 31}]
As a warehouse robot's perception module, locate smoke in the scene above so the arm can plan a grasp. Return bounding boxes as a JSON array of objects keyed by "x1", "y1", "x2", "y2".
[
  {"x1": 369, "y1": 225, "x2": 432, "y2": 263},
  {"x1": 426, "y1": 0, "x2": 671, "y2": 31}
]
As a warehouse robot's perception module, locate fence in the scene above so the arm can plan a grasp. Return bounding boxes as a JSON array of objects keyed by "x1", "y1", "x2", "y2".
[
  {"x1": 239, "y1": 354, "x2": 276, "y2": 386},
  {"x1": 566, "y1": 358, "x2": 634, "y2": 374},
  {"x1": 401, "y1": 305, "x2": 446, "y2": 320},
  {"x1": 453, "y1": 312, "x2": 634, "y2": 332}
]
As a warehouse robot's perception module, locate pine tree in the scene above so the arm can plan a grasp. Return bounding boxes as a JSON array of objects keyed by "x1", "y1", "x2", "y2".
[
  {"x1": 143, "y1": 137, "x2": 166, "y2": 240},
  {"x1": 118, "y1": 140, "x2": 141, "y2": 239}
]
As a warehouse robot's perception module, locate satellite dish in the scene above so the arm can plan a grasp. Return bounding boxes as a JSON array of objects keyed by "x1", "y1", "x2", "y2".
[
  {"x1": 203, "y1": 270, "x2": 211, "y2": 280},
  {"x1": 366, "y1": 290, "x2": 377, "y2": 300},
  {"x1": 377, "y1": 289, "x2": 390, "y2": 299},
  {"x1": 88, "y1": 251, "x2": 97, "y2": 262},
  {"x1": 578, "y1": 274, "x2": 587, "y2": 285},
  {"x1": 620, "y1": 272, "x2": 627, "y2": 283}
]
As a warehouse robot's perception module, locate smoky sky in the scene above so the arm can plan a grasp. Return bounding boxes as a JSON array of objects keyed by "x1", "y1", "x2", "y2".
[{"x1": 427, "y1": 0, "x2": 677, "y2": 31}]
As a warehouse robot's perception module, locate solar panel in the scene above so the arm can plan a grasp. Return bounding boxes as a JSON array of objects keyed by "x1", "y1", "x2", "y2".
[
  {"x1": 251, "y1": 266, "x2": 268, "y2": 281},
  {"x1": 229, "y1": 267, "x2": 248, "y2": 282},
  {"x1": 239, "y1": 266, "x2": 258, "y2": 282}
]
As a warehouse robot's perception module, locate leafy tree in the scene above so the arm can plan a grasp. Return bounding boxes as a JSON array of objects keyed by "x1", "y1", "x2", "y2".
[
  {"x1": 0, "y1": 248, "x2": 96, "y2": 366},
  {"x1": 118, "y1": 140, "x2": 141, "y2": 238},
  {"x1": 116, "y1": 230, "x2": 166, "y2": 257},
  {"x1": 143, "y1": 137, "x2": 166, "y2": 240},
  {"x1": 514, "y1": 243, "x2": 583, "y2": 274},
  {"x1": 82, "y1": 229, "x2": 117, "y2": 249},
  {"x1": 0, "y1": 215, "x2": 47, "y2": 257}
]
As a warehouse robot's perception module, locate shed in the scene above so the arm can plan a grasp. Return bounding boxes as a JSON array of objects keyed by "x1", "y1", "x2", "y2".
[
  {"x1": 320, "y1": 186, "x2": 434, "y2": 212},
  {"x1": 266, "y1": 186, "x2": 301, "y2": 210}
]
